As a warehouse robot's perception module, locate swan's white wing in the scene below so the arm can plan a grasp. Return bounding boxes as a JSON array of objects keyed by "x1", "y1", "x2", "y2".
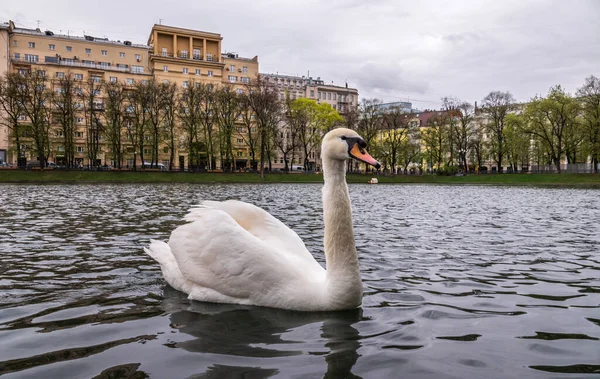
[
  {"x1": 185, "y1": 200, "x2": 322, "y2": 271},
  {"x1": 170, "y1": 208, "x2": 324, "y2": 304}
]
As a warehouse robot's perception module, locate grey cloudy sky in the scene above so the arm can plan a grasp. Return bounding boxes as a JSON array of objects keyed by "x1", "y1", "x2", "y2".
[{"x1": 3, "y1": 0, "x2": 599, "y2": 109}]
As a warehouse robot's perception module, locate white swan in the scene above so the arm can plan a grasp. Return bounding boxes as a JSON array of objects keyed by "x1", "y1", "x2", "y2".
[{"x1": 144, "y1": 128, "x2": 380, "y2": 311}]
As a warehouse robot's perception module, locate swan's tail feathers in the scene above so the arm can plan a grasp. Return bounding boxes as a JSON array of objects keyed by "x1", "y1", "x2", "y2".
[
  {"x1": 144, "y1": 240, "x2": 191, "y2": 294},
  {"x1": 144, "y1": 239, "x2": 174, "y2": 266}
]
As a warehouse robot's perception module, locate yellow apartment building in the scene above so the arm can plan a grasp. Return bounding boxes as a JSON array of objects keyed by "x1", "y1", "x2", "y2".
[{"x1": 1, "y1": 20, "x2": 259, "y2": 169}]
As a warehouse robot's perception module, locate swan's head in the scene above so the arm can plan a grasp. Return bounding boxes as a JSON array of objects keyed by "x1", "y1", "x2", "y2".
[{"x1": 321, "y1": 128, "x2": 381, "y2": 169}]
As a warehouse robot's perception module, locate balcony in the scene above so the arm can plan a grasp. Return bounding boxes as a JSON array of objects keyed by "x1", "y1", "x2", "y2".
[
  {"x1": 150, "y1": 52, "x2": 219, "y2": 63},
  {"x1": 10, "y1": 56, "x2": 140, "y2": 74}
]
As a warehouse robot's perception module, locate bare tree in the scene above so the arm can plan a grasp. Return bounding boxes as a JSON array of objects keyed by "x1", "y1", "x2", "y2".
[
  {"x1": 455, "y1": 101, "x2": 475, "y2": 171},
  {"x1": 178, "y1": 79, "x2": 206, "y2": 171},
  {"x1": 78, "y1": 77, "x2": 104, "y2": 167},
  {"x1": 15, "y1": 70, "x2": 52, "y2": 167},
  {"x1": 246, "y1": 76, "x2": 281, "y2": 178},
  {"x1": 238, "y1": 95, "x2": 260, "y2": 170},
  {"x1": 380, "y1": 105, "x2": 409, "y2": 174},
  {"x1": 356, "y1": 98, "x2": 383, "y2": 172},
  {"x1": 125, "y1": 80, "x2": 151, "y2": 170},
  {"x1": 214, "y1": 85, "x2": 244, "y2": 171},
  {"x1": 162, "y1": 82, "x2": 178, "y2": 171},
  {"x1": 103, "y1": 80, "x2": 126, "y2": 169},
  {"x1": 480, "y1": 91, "x2": 515, "y2": 173},
  {"x1": 0, "y1": 73, "x2": 26, "y2": 165},
  {"x1": 52, "y1": 73, "x2": 78, "y2": 168}
]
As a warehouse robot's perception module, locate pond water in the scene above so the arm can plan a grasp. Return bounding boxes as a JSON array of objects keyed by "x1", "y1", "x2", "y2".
[{"x1": 0, "y1": 183, "x2": 599, "y2": 378}]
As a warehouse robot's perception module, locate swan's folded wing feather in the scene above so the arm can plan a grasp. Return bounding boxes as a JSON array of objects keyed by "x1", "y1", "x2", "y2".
[
  {"x1": 186, "y1": 200, "x2": 322, "y2": 271},
  {"x1": 170, "y1": 208, "x2": 321, "y2": 301}
]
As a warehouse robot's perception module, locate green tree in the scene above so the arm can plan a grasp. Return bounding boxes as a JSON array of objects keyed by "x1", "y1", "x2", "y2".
[
  {"x1": 290, "y1": 98, "x2": 343, "y2": 171},
  {"x1": 505, "y1": 113, "x2": 531, "y2": 172},
  {"x1": 356, "y1": 98, "x2": 382, "y2": 172},
  {"x1": 576, "y1": 75, "x2": 600, "y2": 173},
  {"x1": 523, "y1": 85, "x2": 580, "y2": 173}
]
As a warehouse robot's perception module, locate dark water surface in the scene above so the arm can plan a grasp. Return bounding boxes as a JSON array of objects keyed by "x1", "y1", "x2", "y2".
[{"x1": 0, "y1": 183, "x2": 599, "y2": 379}]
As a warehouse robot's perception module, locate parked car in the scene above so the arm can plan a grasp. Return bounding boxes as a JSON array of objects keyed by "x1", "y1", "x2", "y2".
[
  {"x1": 141, "y1": 162, "x2": 168, "y2": 171},
  {"x1": 26, "y1": 160, "x2": 56, "y2": 169}
]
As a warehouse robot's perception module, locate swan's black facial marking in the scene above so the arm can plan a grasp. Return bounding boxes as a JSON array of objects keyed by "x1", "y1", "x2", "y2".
[{"x1": 342, "y1": 137, "x2": 367, "y2": 154}]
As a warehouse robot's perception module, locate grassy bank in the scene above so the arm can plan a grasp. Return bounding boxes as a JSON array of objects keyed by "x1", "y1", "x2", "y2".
[{"x1": 0, "y1": 169, "x2": 599, "y2": 187}]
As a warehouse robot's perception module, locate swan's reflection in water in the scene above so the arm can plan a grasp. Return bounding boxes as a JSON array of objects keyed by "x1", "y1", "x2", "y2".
[{"x1": 162, "y1": 286, "x2": 363, "y2": 379}]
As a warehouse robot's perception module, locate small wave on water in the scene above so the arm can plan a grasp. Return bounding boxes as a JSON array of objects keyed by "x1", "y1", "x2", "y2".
[{"x1": 0, "y1": 184, "x2": 599, "y2": 378}]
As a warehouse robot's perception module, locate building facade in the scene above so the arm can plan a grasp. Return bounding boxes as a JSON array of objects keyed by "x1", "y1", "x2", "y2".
[{"x1": 0, "y1": 20, "x2": 259, "y2": 169}]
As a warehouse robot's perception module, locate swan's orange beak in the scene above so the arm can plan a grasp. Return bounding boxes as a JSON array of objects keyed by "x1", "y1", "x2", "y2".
[{"x1": 349, "y1": 143, "x2": 381, "y2": 169}]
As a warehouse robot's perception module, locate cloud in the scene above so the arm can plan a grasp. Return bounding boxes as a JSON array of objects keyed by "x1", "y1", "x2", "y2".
[{"x1": 2, "y1": 0, "x2": 598, "y2": 109}]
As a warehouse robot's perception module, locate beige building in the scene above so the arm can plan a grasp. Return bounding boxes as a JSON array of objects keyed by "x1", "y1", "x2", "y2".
[{"x1": 0, "y1": 21, "x2": 259, "y2": 168}]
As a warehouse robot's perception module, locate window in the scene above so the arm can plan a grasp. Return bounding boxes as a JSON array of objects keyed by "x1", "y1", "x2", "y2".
[
  {"x1": 236, "y1": 88, "x2": 243, "y2": 94},
  {"x1": 131, "y1": 65, "x2": 144, "y2": 74},
  {"x1": 119, "y1": 52, "x2": 125, "y2": 58},
  {"x1": 24, "y1": 54, "x2": 39, "y2": 62},
  {"x1": 333, "y1": 93, "x2": 337, "y2": 100},
  {"x1": 28, "y1": 42, "x2": 35, "y2": 48},
  {"x1": 333, "y1": 104, "x2": 336, "y2": 110},
  {"x1": 161, "y1": 47, "x2": 168, "y2": 56},
  {"x1": 49, "y1": 44, "x2": 55, "y2": 50},
  {"x1": 228, "y1": 76, "x2": 237, "y2": 83},
  {"x1": 180, "y1": 50, "x2": 187, "y2": 58},
  {"x1": 57, "y1": 146, "x2": 65, "y2": 152},
  {"x1": 207, "y1": 70, "x2": 213, "y2": 77},
  {"x1": 116, "y1": 63, "x2": 128, "y2": 69},
  {"x1": 18, "y1": 115, "x2": 27, "y2": 121},
  {"x1": 66, "y1": 46, "x2": 72, "y2": 52},
  {"x1": 182, "y1": 68, "x2": 188, "y2": 74},
  {"x1": 76, "y1": 146, "x2": 84, "y2": 153},
  {"x1": 92, "y1": 89, "x2": 101, "y2": 95},
  {"x1": 230, "y1": 65, "x2": 235, "y2": 72},
  {"x1": 237, "y1": 138, "x2": 243, "y2": 143},
  {"x1": 163, "y1": 65, "x2": 168, "y2": 72},
  {"x1": 193, "y1": 49, "x2": 201, "y2": 59},
  {"x1": 74, "y1": 73, "x2": 83, "y2": 80},
  {"x1": 242, "y1": 66, "x2": 248, "y2": 73},
  {"x1": 101, "y1": 50, "x2": 107, "y2": 56},
  {"x1": 126, "y1": 78, "x2": 134, "y2": 85},
  {"x1": 310, "y1": 90, "x2": 314, "y2": 97},
  {"x1": 75, "y1": 132, "x2": 83, "y2": 137},
  {"x1": 110, "y1": 77, "x2": 117, "y2": 82},
  {"x1": 14, "y1": 53, "x2": 20, "y2": 60},
  {"x1": 135, "y1": 54, "x2": 141, "y2": 60},
  {"x1": 206, "y1": 53, "x2": 212, "y2": 61},
  {"x1": 76, "y1": 117, "x2": 84, "y2": 123},
  {"x1": 195, "y1": 69, "x2": 200, "y2": 76},
  {"x1": 182, "y1": 81, "x2": 188, "y2": 88},
  {"x1": 99, "y1": 62, "x2": 110, "y2": 68},
  {"x1": 241, "y1": 77, "x2": 249, "y2": 83},
  {"x1": 13, "y1": 40, "x2": 17, "y2": 47},
  {"x1": 85, "y1": 48, "x2": 91, "y2": 54},
  {"x1": 56, "y1": 72, "x2": 64, "y2": 78},
  {"x1": 91, "y1": 76, "x2": 101, "y2": 83}
]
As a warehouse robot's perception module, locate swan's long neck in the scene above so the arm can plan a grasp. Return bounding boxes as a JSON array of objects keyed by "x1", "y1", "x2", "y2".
[{"x1": 322, "y1": 157, "x2": 362, "y2": 304}]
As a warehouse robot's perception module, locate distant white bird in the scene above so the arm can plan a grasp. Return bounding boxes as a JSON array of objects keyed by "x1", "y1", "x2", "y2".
[{"x1": 145, "y1": 128, "x2": 380, "y2": 311}]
